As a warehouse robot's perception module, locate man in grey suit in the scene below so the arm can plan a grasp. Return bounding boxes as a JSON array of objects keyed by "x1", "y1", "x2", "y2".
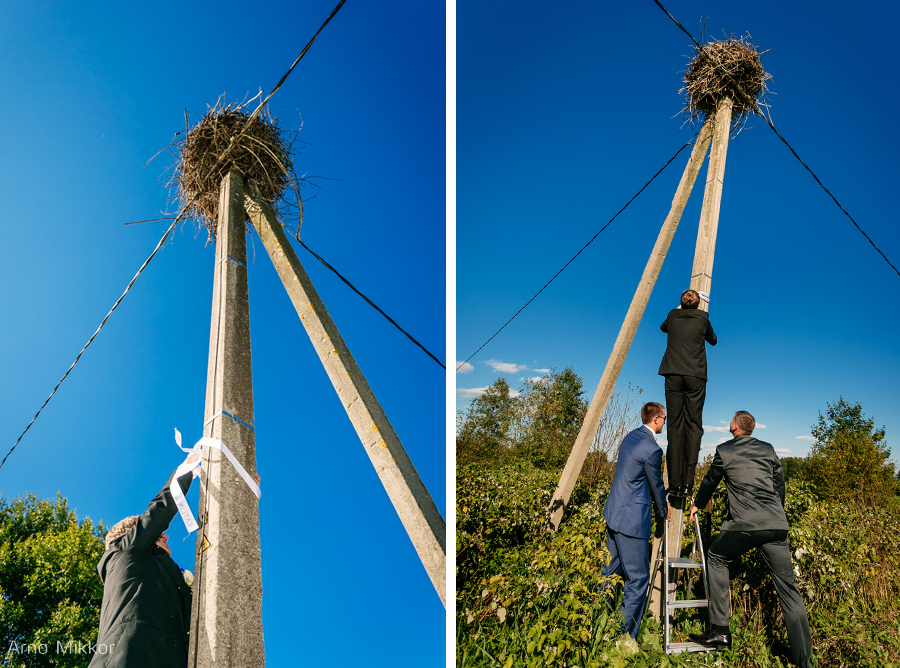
[
  {"x1": 601, "y1": 402, "x2": 671, "y2": 639},
  {"x1": 658, "y1": 289, "x2": 717, "y2": 498},
  {"x1": 689, "y1": 411, "x2": 812, "y2": 668}
]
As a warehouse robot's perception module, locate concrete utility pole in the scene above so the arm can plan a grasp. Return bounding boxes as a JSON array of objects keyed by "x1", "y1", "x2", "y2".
[
  {"x1": 648, "y1": 98, "x2": 733, "y2": 621},
  {"x1": 546, "y1": 119, "x2": 714, "y2": 531},
  {"x1": 190, "y1": 168, "x2": 264, "y2": 667},
  {"x1": 244, "y1": 190, "x2": 447, "y2": 605},
  {"x1": 690, "y1": 97, "x2": 733, "y2": 312}
]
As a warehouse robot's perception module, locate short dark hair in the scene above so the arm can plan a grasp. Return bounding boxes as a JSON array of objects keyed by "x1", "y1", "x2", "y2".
[
  {"x1": 641, "y1": 402, "x2": 665, "y2": 425},
  {"x1": 734, "y1": 411, "x2": 756, "y2": 434},
  {"x1": 681, "y1": 289, "x2": 700, "y2": 309}
]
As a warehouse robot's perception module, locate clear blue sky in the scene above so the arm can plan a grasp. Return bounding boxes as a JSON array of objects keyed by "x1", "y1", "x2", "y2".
[
  {"x1": 457, "y1": 1, "x2": 899, "y2": 465},
  {"x1": 0, "y1": 1, "x2": 445, "y2": 665}
]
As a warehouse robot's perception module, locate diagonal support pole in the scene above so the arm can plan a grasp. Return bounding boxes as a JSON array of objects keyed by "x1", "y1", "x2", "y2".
[
  {"x1": 545, "y1": 118, "x2": 714, "y2": 532},
  {"x1": 244, "y1": 191, "x2": 446, "y2": 605}
]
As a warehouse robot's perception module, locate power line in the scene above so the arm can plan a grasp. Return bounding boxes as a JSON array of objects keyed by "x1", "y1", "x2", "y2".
[
  {"x1": 457, "y1": 140, "x2": 693, "y2": 371},
  {"x1": 297, "y1": 238, "x2": 445, "y2": 370},
  {"x1": 0, "y1": 217, "x2": 181, "y2": 471},
  {"x1": 2, "y1": 1, "x2": 349, "y2": 473},
  {"x1": 651, "y1": 0, "x2": 900, "y2": 278}
]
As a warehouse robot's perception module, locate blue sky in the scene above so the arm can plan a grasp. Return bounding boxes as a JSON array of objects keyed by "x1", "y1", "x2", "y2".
[
  {"x1": 456, "y1": 1, "x2": 899, "y2": 465},
  {"x1": 0, "y1": 1, "x2": 445, "y2": 666}
]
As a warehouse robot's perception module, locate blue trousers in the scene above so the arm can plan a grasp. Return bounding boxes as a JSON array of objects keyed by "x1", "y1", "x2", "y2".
[{"x1": 601, "y1": 528, "x2": 651, "y2": 639}]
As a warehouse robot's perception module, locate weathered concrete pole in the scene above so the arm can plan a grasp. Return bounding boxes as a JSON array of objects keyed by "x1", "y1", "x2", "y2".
[
  {"x1": 244, "y1": 190, "x2": 446, "y2": 605},
  {"x1": 649, "y1": 98, "x2": 733, "y2": 621},
  {"x1": 690, "y1": 96, "x2": 733, "y2": 312},
  {"x1": 546, "y1": 119, "x2": 714, "y2": 532},
  {"x1": 190, "y1": 168, "x2": 264, "y2": 667}
]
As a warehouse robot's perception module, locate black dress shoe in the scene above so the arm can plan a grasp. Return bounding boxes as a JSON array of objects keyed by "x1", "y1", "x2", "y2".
[{"x1": 689, "y1": 627, "x2": 732, "y2": 649}]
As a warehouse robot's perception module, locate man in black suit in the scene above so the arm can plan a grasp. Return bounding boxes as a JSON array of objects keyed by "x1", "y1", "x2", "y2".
[
  {"x1": 658, "y1": 289, "x2": 717, "y2": 498},
  {"x1": 90, "y1": 452, "x2": 199, "y2": 668},
  {"x1": 688, "y1": 411, "x2": 812, "y2": 668}
]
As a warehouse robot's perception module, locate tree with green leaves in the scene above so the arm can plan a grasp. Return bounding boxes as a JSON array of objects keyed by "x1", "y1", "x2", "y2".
[
  {"x1": 456, "y1": 377, "x2": 519, "y2": 462},
  {"x1": 515, "y1": 367, "x2": 587, "y2": 470},
  {"x1": 803, "y1": 398, "x2": 894, "y2": 505},
  {"x1": 0, "y1": 494, "x2": 105, "y2": 668}
]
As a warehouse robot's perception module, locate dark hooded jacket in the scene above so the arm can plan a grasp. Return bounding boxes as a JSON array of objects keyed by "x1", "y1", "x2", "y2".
[{"x1": 89, "y1": 470, "x2": 193, "y2": 668}]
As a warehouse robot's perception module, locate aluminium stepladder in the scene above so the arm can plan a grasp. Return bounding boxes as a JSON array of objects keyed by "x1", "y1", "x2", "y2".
[{"x1": 648, "y1": 500, "x2": 715, "y2": 654}]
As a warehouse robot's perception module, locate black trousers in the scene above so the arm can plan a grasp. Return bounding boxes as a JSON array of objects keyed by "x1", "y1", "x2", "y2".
[
  {"x1": 707, "y1": 530, "x2": 813, "y2": 668},
  {"x1": 663, "y1": 374, "x2": 706, "y2": 490}
]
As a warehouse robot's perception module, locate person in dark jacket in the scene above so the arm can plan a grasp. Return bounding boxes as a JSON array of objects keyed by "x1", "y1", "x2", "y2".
[
  {"x1": 601, "y1": 402, "x2": 671, "y2": 639},
  {"x1": 658, "y1": 289, "x2": 717, "y2": 498},
  {"x1": 688, "y1": 411, "x2": 812, "y2": 668},
  {"x1": 89, "y1": 452, "x2": 199, "y2": 668}
]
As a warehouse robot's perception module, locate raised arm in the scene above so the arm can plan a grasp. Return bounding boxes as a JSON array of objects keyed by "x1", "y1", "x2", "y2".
[
  {"x1": 774, "y1": 455, "x2": 786, "y2": 507},
  {"x1": 705, "y1": 319, "x2": 717, "y2": 346},
  {"x1": 116, "y1": 452, "x2": 198, "y2": 552}
]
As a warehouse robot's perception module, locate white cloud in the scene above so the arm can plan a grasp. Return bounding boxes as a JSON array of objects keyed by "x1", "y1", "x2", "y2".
[
  {"x1": 484, "y1": 359, "x2": 526, "y2": 374},
  {"x1": 704, "y1": 425, "x2": 731, "y2": 433},
  {"x1": 756, "y1": 423, "x2": 767, "y2": 430},
  {"x1": 533, "y1": 368, "x2": 551, "y2": 374},
  {"x1": 715, "y1": 437, "x2": 730, "y2": 445},
  {"x1": 775, "y1": 449, "x2": 791, "y2": 454},
  {"x1": 657, "y1": 438, "x2": 668, "y2": 446},
  {"x1": 456, "y1": 386, "x2": 519, "y2": 399},
  {"x1": 522, "y1": 376, "x2": 545, "y2": 384},
  {"x1": 795, "y1": 435, "x2": 815, "y2": 442},
  {"x1": 456, "y1": 361, "x2": 474, "y2": 374}
]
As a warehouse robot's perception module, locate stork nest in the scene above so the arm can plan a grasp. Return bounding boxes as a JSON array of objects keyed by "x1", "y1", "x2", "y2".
[
  {"x1": 681, "y1": 35, "x2": 770, "y2": 127},
  {"x1": 175, "y1": 102, "x2": 300, "y2": 237}
]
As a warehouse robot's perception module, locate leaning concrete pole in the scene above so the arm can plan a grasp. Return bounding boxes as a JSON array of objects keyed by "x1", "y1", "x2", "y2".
[
  {"x1": 545, "y1": 119, "x2": 714, "y2": 531},
  {"x1": 649, "y1": 98, "x2": 733, "y2": 622},
  {"x1": 190, "y1": 168, "x2": 264, "y2": 667},
  {"x1": 690, "y1": 96, "x2": 733, "y2": 312},
  {"x1": 244, "y1": 190, "x2": 447, "y2": 605}
]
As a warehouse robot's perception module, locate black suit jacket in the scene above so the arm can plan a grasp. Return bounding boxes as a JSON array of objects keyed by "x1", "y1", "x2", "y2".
[
  {"x1": 658, "y1": 308, "x2": 717, "y2": 381},
  {"x1": 693, "y1": 435, "x2": 789, "y2": 532},
  {"x1": 91, "y1": 470, "x2": 193, "y2": 668}
]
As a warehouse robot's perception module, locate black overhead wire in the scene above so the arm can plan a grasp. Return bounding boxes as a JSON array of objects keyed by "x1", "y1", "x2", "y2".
[
  {"x1": 651, "y1": 0, "x2": 900, "y2": 278},
  {"x1": 457, "y1": 140, "x2": 694, "y2": 371},
  {"x1": 297, "y1": 238, "x2": 446, "y2": 369},
  {"x1": 1, "y1": 0, "x2": 348, "y2": 473}
]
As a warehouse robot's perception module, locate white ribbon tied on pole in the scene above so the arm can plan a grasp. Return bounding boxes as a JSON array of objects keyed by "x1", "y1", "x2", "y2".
[{"x1": 170, "y1": 428, "x2": 261, "y2": 533}]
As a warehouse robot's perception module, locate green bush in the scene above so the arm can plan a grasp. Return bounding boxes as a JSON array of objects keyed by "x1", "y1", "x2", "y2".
[{"x1": 457, "y1": 463, "x2": 900, "y2": 667}]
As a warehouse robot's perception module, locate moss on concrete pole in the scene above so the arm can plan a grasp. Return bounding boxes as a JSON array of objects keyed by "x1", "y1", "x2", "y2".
[
  {"x1": 545, "y1": 119, "x2": 714, "y2": 532},
  {"x1": 245, "y1": 191, "x2": 446, "y2": 605},
  {"x1": 189, "y1": 168, "x2": 264, "y2": 667}
]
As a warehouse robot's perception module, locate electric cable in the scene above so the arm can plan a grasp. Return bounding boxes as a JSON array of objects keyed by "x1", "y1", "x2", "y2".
[
  {"x1": 457, "y1": 140, "x2": 693, "y2": 371},
  {"x1": 297, "y1": 239, "x2": 445, "y2": 369},
  {"x1": 651, "y1": 0, "x2": 899, "y2": 278}
]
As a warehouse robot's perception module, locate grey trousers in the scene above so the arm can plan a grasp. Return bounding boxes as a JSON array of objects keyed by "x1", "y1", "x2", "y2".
[{"x1": 706, "y1": 529, "x2": 812, "y2": 668}]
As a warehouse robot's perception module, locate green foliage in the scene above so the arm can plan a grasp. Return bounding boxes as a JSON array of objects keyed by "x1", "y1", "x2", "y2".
[
  {"x1": 457, "y1": 461, "x2": 900, "y2": 667},
  {"x1": 779, "y1": 457, "x2": 806, "y2": 483},
  {"x1": 0, "y1": 494, "x2": 105, "y2": 668},
  {"x1": 802, "y1": 398, "x2": 894, "y2": 505},
  {"x1": 515, "y1": 368, "x2": 588, "y2": 470},
  {"x1": 457, "y1": 377, "x2": 519, "y2": 464}
]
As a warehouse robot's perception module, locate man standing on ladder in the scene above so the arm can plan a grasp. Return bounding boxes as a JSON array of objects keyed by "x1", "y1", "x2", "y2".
[
  {"x1": 658, "y1": 289, "x2": 717, "y2": 499},
  {"x1": 688, "y1": 411, "x2": 813, "y2": 668},
  {"x1": 601, "y1": 402, "x2": 672, "y2": 639}
]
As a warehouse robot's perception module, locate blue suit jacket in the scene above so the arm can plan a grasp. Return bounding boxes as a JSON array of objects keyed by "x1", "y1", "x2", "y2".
[{"x1": 603, "y1": 426, "x2": 668, "y2": 539}]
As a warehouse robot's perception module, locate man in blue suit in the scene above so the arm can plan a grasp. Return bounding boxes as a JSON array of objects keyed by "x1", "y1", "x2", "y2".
[{"x1": 601, "y1": 401, "x2": 671, "y2": 639}]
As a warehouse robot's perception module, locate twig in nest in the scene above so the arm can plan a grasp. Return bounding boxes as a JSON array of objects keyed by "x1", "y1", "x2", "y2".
[{"x1": 680, "y1": 33, "x2": 771, "y2": 132}]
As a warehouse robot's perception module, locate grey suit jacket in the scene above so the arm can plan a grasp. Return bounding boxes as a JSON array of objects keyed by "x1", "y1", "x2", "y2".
[{"x1": 693, "y1": 435, "x2": 788, "y2": 532}]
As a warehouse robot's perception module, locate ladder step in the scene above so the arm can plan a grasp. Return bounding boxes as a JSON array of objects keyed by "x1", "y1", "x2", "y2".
[
  {"x1": 668, "y1": 557, "x2": 703, "y2": 568},
  {"x1": 667, "y1": 641, "x2": 716, "y2": 654},
  {"x1": 667, "y1": 599, "x2": 708, "y2": 609}
]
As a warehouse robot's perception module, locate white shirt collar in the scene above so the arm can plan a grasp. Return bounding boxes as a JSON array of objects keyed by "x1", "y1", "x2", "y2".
[{"x1": 642, "y1": 424, "x2": 656, "y2": 438}]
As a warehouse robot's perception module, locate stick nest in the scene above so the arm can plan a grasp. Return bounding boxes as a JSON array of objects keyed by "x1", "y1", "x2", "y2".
[
  {"x1": 176, "y1": 103, "x2": 296, "y2": 237},
  {"x1": 681, "y1": 35, "x2": 770, "y2": 126}
]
